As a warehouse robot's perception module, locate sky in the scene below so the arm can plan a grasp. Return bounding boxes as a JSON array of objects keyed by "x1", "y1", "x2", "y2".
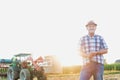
[{"x1": 0, "y1": 0, "x2": 120, "y2": 66}]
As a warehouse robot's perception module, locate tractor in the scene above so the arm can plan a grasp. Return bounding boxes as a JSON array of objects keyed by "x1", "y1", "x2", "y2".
[{"x1": 7, "y1": 53, "x2": 47, "y2": 80}]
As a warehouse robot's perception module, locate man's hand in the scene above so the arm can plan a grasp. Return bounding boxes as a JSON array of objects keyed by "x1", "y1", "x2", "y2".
[{"x1": 87, "y1": 52, "x2": 97, "y2": 58}]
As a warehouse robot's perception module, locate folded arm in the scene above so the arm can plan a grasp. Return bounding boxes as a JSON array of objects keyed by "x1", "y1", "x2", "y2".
[{"x1": 80, "y1": 47, "x2": 108, "y2": 58}]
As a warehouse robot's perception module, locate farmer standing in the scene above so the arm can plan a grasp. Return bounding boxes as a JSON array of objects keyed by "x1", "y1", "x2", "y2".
[{"x1": 79, "y1": 20, "x2": 108, "y2": 80}]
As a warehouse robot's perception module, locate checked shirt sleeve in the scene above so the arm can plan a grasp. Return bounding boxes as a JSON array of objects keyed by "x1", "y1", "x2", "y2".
[{"x1": 100, "y1": 36, "x2": 108, "y2": 50}]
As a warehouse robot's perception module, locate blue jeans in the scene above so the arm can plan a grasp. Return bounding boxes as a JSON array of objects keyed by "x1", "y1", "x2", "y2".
[{"x1": 79, "y1": 61, "x2": 104, "y2": 80}]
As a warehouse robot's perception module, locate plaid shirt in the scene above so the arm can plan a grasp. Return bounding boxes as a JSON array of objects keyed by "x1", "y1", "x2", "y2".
[{"x1": 80, "y1": 34, "x2": 108, "y2": 64}]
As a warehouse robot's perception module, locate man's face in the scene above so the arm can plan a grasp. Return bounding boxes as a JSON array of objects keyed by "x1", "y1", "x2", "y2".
[{"x1": 86, "y1": 24, "x2": 96, "y2": 33}]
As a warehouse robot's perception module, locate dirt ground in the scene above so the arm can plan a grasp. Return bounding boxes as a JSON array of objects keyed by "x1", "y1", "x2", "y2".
[{"x1": 1, "y1": 74, "x2": 120, "y2": 80}]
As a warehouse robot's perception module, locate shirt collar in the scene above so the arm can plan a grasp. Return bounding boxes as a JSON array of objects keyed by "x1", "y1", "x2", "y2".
[{"x1": 87, "y1": 34, "x2": 96, "y2": 39}]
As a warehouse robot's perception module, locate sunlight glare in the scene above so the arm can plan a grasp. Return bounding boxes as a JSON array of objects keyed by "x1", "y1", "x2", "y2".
[{"x1": 57, "y1": 53, "x2": 82, "y2": 66}]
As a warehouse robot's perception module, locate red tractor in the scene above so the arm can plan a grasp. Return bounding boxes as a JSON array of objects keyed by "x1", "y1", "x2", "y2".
[{"x1": 7, "y1": 53, "x2": 47, "y2": 80}]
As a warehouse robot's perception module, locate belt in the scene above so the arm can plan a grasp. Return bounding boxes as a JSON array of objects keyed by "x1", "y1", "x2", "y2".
[{"x1": 83, "y1": 60, "x2": 100, "y2": 66}]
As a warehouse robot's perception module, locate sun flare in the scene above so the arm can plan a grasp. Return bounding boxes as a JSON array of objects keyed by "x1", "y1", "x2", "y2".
[{"x1": 57, "y1": 54, "x2": 82, "y2": 66}]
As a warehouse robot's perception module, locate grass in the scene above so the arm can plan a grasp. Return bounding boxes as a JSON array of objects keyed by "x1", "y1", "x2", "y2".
[
  {"x1": 0, "y1": 77, "x2": 6, "y2": 80},
  {"x1": 104, "y1": 70, "x2": 120, "y2": 75}
]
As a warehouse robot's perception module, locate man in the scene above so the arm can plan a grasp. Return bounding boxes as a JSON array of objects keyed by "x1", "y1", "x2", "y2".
[{"x1": 79, "y1": 20, "x2": 108, "y2": 80}]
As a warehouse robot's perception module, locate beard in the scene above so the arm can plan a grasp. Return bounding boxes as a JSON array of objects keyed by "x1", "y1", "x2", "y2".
[{"x1": 89, "y1": 29, "x2": 95, "y2": 33}]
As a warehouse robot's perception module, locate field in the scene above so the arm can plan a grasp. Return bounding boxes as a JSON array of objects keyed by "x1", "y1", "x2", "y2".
[{"x1": 1, "y1": 73, "x2": 120, "y2": 80}]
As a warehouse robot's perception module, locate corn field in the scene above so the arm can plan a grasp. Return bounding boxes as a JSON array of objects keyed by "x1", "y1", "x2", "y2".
[{"x1": 104, "y1": 63, "x2": 120, "y2": 71}]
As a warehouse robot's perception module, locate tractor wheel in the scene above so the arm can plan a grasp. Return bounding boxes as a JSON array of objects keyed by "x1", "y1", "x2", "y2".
[
  {"x1": 20, "y1": 69, "x2": 31, "y2": 80},
  {"x1": 7, "y1": 67, "x2": 19, "y2": 80}
]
